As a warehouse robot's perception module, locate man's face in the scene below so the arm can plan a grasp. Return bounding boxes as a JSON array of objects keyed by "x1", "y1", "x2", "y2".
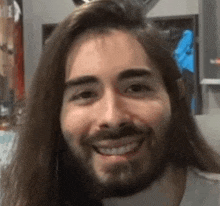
[{"x1": 60, "y1": 30, "x2": 172, "y2": 198}]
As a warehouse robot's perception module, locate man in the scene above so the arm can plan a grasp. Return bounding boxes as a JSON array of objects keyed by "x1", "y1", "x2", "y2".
[{"x1": 1, "y1": 0, "x2": 220, "y2": 206}]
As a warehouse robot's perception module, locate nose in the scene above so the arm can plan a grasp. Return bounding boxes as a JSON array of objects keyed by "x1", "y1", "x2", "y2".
[{"x1": 97, "y1": 90, "x2": 132, "y2": 129}]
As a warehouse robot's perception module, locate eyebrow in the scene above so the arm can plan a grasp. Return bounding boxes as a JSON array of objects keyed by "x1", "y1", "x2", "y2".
[
  {"x1": 65, "y1": 68, "x2": 152, "y2": 90},
  {"x1": 118, "y1": 68, "x2": 152, "y2": 81},
  {"x1": 65, "y1": 76, "x2": 98, "y2": 90}
]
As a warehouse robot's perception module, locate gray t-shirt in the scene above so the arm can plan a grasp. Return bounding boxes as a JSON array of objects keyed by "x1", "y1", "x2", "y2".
[
  {"x1": 103, "y1": 168, "x2": 220, "y2": 206},
  {"x1": 180, "y1": 168, "x2": 220, "y2": 206}
]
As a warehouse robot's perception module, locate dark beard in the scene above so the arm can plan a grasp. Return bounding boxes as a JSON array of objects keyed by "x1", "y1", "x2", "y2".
[
  {"x1": 93, "y1": 157, "x2": 169, "y2": 199},
  {"x1": 58, "y1": 139, "x2": 170, "y2": 204},
  {"x1": 58, "y1": 118, "x2": 176, "y2": 203}
]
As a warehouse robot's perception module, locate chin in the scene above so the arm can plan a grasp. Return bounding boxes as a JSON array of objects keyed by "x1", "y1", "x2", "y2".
[{"x1": 91, "y1": 157, "x2": 168, "y2": 199}]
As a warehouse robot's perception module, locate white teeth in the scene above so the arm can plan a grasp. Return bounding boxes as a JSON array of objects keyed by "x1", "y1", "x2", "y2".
[{"x1": 97, "y1": 141, "x2": 140, "y2": 155}]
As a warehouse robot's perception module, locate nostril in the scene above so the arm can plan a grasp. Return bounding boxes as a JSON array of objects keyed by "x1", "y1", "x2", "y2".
[
  {"x1": 100, "y1": 123, "x2": 110, "y2": 129},
  {"x1": 119, "y1": 121, "x2": 130, "y2": 128},
  {"x1": 99, "y1": 120, "x2": 131, "y2": 129}
]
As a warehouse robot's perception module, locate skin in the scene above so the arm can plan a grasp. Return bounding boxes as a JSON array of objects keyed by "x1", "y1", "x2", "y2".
[{"x1": 60, "y1": 30, "x2": 186, "y2": 201}]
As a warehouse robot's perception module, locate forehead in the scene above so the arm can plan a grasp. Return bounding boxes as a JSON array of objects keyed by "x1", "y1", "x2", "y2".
[{"x1": 65, "y1": 30, "x2": 161, "y2": 81}]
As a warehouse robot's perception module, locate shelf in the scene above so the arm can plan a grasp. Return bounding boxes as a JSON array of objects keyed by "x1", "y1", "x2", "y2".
[{"x1": 201, "y1": 79, "x2": 220, "y2": 85}]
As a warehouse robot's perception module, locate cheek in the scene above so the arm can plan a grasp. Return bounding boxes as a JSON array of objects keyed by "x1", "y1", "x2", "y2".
[
  {"x1": 60, "y1": 105, "x2": 92, "y2": 144},
  {"x1": 131, "y1": 99, "x2": 171, "y2": 128},
  {"x1": 146, "y1": 102, "x2": 171, "y2": 127}
]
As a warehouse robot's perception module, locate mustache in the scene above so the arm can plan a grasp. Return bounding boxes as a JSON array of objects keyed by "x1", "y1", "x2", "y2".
[{"x1": 84, "y1": 123, "x2": 151, "y2": 145}]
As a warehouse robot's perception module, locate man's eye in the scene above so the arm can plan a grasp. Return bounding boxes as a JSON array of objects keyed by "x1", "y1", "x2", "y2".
[
  {"x1": 125, "y1": 84, "x2": 152, "y2": 97},
  {"x1": 126, "y1": 84, "x2": 151, "y2": 93},
  {"x1": 69, "y1": 91, "x2": 97, "y2": 104}
]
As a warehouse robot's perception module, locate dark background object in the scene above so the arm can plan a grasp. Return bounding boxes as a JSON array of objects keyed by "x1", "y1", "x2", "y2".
[
  {"x1": 149, "y1": 15, "x2": 201, "y2": 115},
  {"x1": 72, "y1": 0, "x2": 155, "y2": 8},
  {"x1": 72, "y1": 0, "x2": 92, "y2": 6},
  {"x1": 150, "y1": 16, "x2": 196, "y2": 51}
]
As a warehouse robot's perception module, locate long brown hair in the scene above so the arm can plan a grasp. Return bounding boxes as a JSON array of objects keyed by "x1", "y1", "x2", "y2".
[{"x1": 1, "y1": 0, "x2": 220, "y2": 205}]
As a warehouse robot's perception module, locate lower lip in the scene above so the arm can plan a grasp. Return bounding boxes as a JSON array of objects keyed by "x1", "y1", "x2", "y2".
[{"x1": 95, "y1": 139, "x2": 146, "y2": 163}]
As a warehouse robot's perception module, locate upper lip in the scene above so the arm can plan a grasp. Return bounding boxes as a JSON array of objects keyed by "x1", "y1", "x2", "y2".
[{"x1": 92, "y1": 136, "x2": 145, "y2": 149}]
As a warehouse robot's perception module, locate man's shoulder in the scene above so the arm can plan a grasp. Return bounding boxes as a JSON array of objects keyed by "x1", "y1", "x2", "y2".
[{"x1": 180, "y1": 167, "x2": 220, "y2": 206}]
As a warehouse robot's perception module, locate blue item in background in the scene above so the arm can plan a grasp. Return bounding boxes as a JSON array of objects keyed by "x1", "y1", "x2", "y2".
[
  {"x1": 173, "y1": 30, "x2": 195, "y2": 73},
  {"x1": 173, "y1": 30, "x2": 195, "y2": 112}
]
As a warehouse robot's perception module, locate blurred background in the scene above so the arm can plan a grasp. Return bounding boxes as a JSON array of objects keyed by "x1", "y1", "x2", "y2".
[{"x1": 1, "y1": 0, "x2": 220, "y2": 167}]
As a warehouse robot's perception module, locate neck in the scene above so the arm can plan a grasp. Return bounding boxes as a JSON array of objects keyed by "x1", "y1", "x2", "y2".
[{"x1": 103, "y1": 164, "x2": 187, "y2": 206}]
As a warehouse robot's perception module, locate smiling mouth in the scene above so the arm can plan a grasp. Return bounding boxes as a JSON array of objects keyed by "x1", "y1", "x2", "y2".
[{"x1": 93, "y1": 138, "x2": 145, "y2": 156}]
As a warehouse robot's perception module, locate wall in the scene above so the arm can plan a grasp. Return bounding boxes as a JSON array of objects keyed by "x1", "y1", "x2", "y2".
[
  {"x1": 147, "y1": 0, "x2": 198, "y2": 17},
  {"x1": 23, "y1": 0, "x2": 75, "y2": 91},
  {"x1": 196, "y1": 0, "x2": 220, "y2": 153}
]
